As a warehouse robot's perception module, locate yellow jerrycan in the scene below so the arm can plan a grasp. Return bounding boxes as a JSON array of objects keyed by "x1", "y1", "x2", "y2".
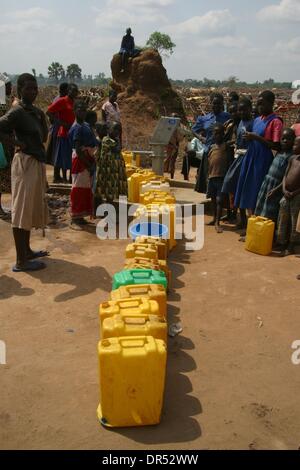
[
  {"x1": 110, "y1": 284, "x2": 167, "y2": 317},
  {"x1": 245, "y1": 216, "x2": 275, "y2": 256},
  {"x1": 97, "y1": 336, "x2": 167, "y2": 428}
]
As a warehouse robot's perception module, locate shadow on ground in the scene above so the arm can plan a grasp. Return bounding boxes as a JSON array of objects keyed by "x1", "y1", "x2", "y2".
[
  {"x1": 27, "y1": 258, "x2": 112, "y2": 302},
  {"x1": 0, "y1": 275, "x2": 35, "y2": 300}
]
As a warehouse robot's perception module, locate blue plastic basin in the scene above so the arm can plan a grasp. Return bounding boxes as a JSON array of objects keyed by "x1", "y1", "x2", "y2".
[{"x1": 129, "y1": 222, "x2": 168, "y2": 240}]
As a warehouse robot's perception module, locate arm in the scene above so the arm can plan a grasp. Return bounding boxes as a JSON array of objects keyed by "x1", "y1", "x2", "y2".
[
  {"x1": 282, "y1": 160, "x2": 294, "y2": 199},
  {"x1": 0, "y1": 108, "x2": 27, "y2": 151},
  {"x1": 75, "y1": 141, "x2": 93, "y2": 170},
  {"x1": 244, "y1": 132, "x2": 281, "y2": 151},
  {"x1": 245, "y1": 118, "x2": 283, "y2": 151},
  {"x1": 192, "y1": 117, "x2": 206, "y2": 142},
  {"x1": 40, "y1": 111, "x2": 48, "y2": 143},
  {"x1": 267, "y1": 182, "x2": 283, "y2": 199}
]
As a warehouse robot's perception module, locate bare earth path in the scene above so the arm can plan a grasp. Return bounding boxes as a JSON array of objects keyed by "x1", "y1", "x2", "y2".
[{"x1": 0, "y1": 194, "x2": 300, "y2": 450}]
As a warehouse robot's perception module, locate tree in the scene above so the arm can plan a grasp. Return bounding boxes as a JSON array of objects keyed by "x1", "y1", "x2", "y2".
[
  {"x1": 146, "y1": 32, "x2": 176, "y2": 58},
  {"x1": 48, "y1": 62, "x2": 65, "y2": 83},
  {"x1": 263, "y1": 78, "x2": 275, "y2": 87},
  {"x1": 225, "y1": 76, "x2": 239, "y2": 88},
  {"x1": 66, "y1": 64, "x2": 82, "y2": 82}
]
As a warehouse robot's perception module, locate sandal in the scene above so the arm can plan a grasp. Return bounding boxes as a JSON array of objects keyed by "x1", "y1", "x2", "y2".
[
  {"x1": 12, "y1": 260, "x2": 46, "y2": 273},
  {"x1": 27, "y1": 250, "x2": 50, "y2": 260}
]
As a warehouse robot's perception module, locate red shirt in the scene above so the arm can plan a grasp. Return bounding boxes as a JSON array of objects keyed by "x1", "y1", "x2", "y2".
[
  {"x1": 47, "y1": 96, "x2": 75, "y2": 138},
  {"x1": 261, "y1": 115, "x2": 283, "y2": 143}
]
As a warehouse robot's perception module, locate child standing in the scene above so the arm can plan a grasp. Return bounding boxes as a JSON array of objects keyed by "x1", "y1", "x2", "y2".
[
  {"x1": 206, "y1": 123, "x2": 233, "y2": 233},
  {"x1": 276, "y1": 136, "x2": 300, "y2": 255},
  {"x1": 255, "y1": 128, "x2": 295, "y2": 222},
  {"x1": 69, "y1": 101, "x2": 98, "y2": 230}
]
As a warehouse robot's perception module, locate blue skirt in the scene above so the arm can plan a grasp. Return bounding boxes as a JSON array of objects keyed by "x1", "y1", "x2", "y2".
[
  {"x1": 221, "y1": 154, "x2": 243, "y2": 195},
  {"x1": 54, "y1": 136, "x2": 72, "y2": 170}
]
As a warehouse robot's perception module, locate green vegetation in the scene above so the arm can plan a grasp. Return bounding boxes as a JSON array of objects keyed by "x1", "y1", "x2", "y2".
[
  {"x1": 146, "y1": 32, "x2": 176, "y2": 58},
  {"x1": 170, "y1": 77, "x2": 292, "y2": 89}
]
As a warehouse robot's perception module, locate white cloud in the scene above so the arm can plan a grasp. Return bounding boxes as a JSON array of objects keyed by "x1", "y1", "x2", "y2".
[
  {"x1": 6, "y1": 7, "x2": 52, "y2": 21},
  {"x1": 275, "y1": 36, "x2": 300, "y2": 53},
  {"x1": 167, "y1": 10, "x2": 236, "y2": 37},
  {"x1": 95, "y1": 0, "x2": 173, "y2": 27},
  {"x1": 202, "y1": 35, "x2": 250, "y2": 49},
  {"x1": 107, "y1": 0, "x2": 173, "y2": 6},
  {"x1": 0, "y1": 7, "x2": 53, "y2": 34},
  {"x1": 257, "y1": 0, "x2": 300, "y2": 23}
]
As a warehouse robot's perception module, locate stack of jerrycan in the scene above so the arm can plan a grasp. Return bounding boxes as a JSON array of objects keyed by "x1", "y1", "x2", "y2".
[
  {"x1": 98, "y1": 181, "x2": 178, "y2": 428},
  {"x1": 128, "y1": 171, "x2": 156, "y2": 203},
  {"x1": 122, "y1": 150, "x2": 142, "y2": 167},
  {"x1": 125, "y1": 242, "x2": 171, "y2": 287},
  {"x1": 98, "y1": 290, "x2": 168, "y2": 427},
  {"x1": 140, "y1": 190, "x2": 176, "y2": 206},
  {"x1": 245, "y1": 216, "x2": 275, "y2": 256},
  {"x1": 134, "y1": 204, "x2": 177, "y2": 251},
  {"x1": 140, "y1": 179, "x2": 171, "y2": 201}
]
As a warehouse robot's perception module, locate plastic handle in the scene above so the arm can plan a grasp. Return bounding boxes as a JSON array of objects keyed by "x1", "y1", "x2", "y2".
[
  {"x1": 120, "y1": 338, "x2": 147, "y2": 348},
  {"x1": 124, "y1": 317, "x2": 147, "y2": 326},
  {"x1": 128, "y1": 287, "x2": 149, "y2": 295}
]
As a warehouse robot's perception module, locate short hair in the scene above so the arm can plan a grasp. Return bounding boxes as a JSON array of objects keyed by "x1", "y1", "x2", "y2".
[
  {"x1": 68, "y1": 83, "x2": 78, "y2": 93},
  {"x1": 17, "y1": 73, "x2": 36, "y2": 97},
  {"x1": 211, "y1": 92, "x2": 224, "y2": 103},
  {"x1": 109, "y1": 89, "x2": 117, "y2": 98},
  {"x1": 229, "y1": 91, "x2": 239, "y2": 102},
  {"x1": 126, "y1": 28, "x2": 132, "y2": 34},
  {"x1": 259, "y1": 90, "x2": 275, "y2": 105},
  {"x1": 213, "y1": 122, "x2": 225, "y2": 132},
  {"x1": 282, "y1": 127, "x2": 296, "y2": 138},
  {"x1": 59, "y1": 82, "x2": 69, "y2": 94},
  {"x1": 74, "y1": 99, "x2": 87, "y2": 111}
]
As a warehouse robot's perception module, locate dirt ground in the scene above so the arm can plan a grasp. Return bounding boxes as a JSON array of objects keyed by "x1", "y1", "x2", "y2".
[{"x1": 0, "y1": 187, "x2": 300, "y2": 451}]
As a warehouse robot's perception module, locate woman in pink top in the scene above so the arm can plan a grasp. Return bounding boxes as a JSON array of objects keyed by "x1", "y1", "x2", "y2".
[{"x1": 292, "y1": 113, "x2": 300, "y2": 137}]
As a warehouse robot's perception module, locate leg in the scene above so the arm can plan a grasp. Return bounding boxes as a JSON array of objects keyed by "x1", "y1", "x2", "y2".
[
  {"x1": 24, "y1": 230, "x2": 49, "y2": 260},
  {"x1": 12, "y1": 228, "x2": 45, "y2": 272},
  {"x1": 215, "y1": 195, "x2": 224, "y2": 233},
  {"x1": 121, "y1": 52, "x2": 127, "y2": 72},
  {"x1": 277, "y1": 197, "x2": 290, "y2": 247},
  {"x1": 207, "y1": 198, "x2": 217, "y2": 226},
  {"x1": 289, "y1": 196, "x2": 300, "y2": 248},
  {"x1": 53, "y1": 166, "x2": 62, "y2": 183},
  {"x1": 237, "y1": 208, "x2": 248, "y2": 235}
]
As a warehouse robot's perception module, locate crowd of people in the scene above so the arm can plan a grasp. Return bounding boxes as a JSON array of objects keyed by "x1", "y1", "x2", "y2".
[
  {"x1": 0, "y1": 73, "x2": 127, "y2": 272},
  {"x1": 0, "y1": 72, "x2": 299, "y2": 281},
  {"x1": 179, "y1": 91, "x2": 300, "y2": 271}
]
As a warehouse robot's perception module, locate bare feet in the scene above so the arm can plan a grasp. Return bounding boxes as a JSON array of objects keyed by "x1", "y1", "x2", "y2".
[
  {"x1": 279, "y1": 245, "x2": 295, "y2": 257},
  {"x1": 215, "y1": 224, "x2": 223, "y2": 234}
]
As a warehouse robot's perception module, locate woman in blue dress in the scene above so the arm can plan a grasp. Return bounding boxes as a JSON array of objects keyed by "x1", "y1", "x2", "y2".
[{"x1": 234, "y1": 91, "x2": 283, "y2": 217}]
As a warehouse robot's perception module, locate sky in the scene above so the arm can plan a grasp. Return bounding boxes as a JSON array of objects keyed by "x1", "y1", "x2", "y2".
[{"x1": 1, "y1": 0, "x2": 300, "y2": 82}]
